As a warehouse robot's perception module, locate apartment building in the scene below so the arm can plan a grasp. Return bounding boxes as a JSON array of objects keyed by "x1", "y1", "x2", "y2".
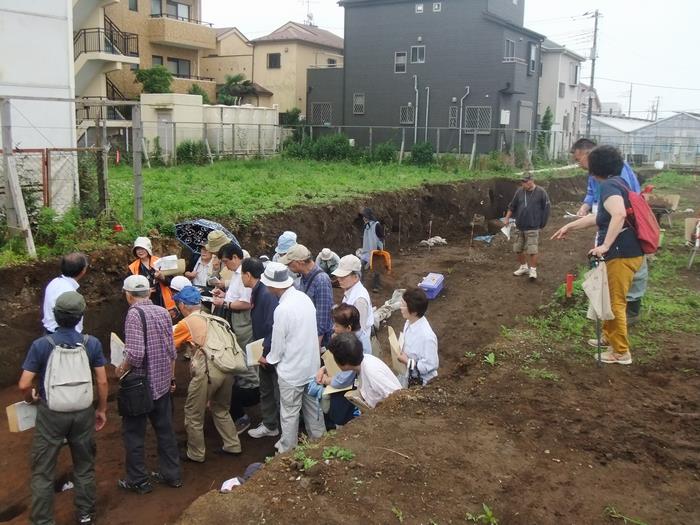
[
  {"x1": 105, "y1": 0, "x2": 217, "y2": 102},
  {"x1": 308, "y1": 0, "x2": 544, "y2": 153},
  {"x1": 538, "y1": 38, "x2": 585, "y2": 156}
]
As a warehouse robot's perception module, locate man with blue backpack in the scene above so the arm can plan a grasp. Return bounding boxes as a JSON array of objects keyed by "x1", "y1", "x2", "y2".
[{"x1": 19, "y1": 291, "x2": 108, "y2": 525}]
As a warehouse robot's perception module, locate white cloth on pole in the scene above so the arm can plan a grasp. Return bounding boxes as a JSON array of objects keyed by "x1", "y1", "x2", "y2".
[{"x1": 582, "y1": 262, "x2": 614, "y2": 321}]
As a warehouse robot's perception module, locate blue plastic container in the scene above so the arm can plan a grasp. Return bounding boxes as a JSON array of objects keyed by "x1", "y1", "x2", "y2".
[{"x1": 419, "y1": 273, "x2": 445, "y2": 299}]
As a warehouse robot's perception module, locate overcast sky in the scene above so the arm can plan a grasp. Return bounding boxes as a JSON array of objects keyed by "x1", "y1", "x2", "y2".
[{"x1": 203, "y1": 0, "x2": 699, "y2": 119}]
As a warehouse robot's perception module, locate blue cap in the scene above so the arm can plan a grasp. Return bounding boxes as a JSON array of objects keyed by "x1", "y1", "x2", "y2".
[
  {"x1": 275, "y1": 231, "x2": 297, "y2": 254},
  {"x1": 172, "y1": 286, "x2": 201, "y2": 305}
]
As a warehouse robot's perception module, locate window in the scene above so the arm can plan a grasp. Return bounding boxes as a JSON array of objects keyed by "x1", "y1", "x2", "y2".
[
  {"x1": 400, "y1": 105, "x2": 415, "y2": 125},
  {"x1": 311, "y1": 102, "x2": 332, "y2": 125},
  {"x1": 151, "y1": 0, "x2": 162, "y2": 15},
  {"x1": 528, "y1": 42, "x2": 537, "y2": 74},
  {"x1": 327, "y1": 58, "x2": 337, "y2": 68},
  {"x1": 394, "y1": 52, "x2": 407, "y2": 73},
  {"x1": 353, "y1": 93, "x2": 366, "y2": 115},
  {"x1": 448, "y1": 106, "x2": 458, "y2": 128},
  {"x1": 433, "y1": 2, "x2": 442, "y2": 12},
  {"x1": 129, "y1": 0, "x2": 138, "y2": 11},
  {"x1": 569, "y1": 63, "x2": 580, "y2": 85},
  {"x1": 167, "y1": 57, "x2": 191, "y2": 77},
  {"x1": 166, "y1": 1, "x2": 189, "y2": 21},
  {"x1": 267, "y1": 53, "x2": 281, "y2": 69},
  {"x1": 152, "y1": 55, "x2": 163, "y2": 66},
  {"x1": 464, "y1": 106, "x2": 492, "y2": 133},
  {"x1": 558, "y1": 82, "x2": 566, "y2": 98},
  {"x1": 129, "y1": 63, "x2": 139, "y2": 71},
  {"x1": 563, "y1": 113, "x2": 570, "y2": 133},
  {"x1": 415, "y1": 3, "x2": 424, "y2": 13},
  {"x1": 410, "y1": 45, "x2": 425, "y2": 64},
  {"x1": 504, "y1": 39, "x2": 515, "y2": 58}
]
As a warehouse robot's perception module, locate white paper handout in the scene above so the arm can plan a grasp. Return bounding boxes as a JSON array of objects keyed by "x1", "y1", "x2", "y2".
[
  {"x1": 500, "y1": 224, "x2": 512, "y2": 240},
  {"x1": 110, "y1": 332, "x2": 125, "y2": 367},
  {"x1": 246, "y1": 338, "x2": 264, "y2": 367},
  {"x1": 153, "y1": 255, "x2": 179, "y2": 271},
  {"x1": 6, "y1": 401, "x2": 38, "y2": 432}
]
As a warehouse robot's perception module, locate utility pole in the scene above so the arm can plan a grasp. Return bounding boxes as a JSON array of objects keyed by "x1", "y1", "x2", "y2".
[
  {"x1": 585, "y1": 9, "x2": 600, "y2": 137},
  {"x1": 653, "y1": 96, "x2": 660, "y2": 121},
  {"x1": 627, "y1": 83, "x2": 633, "y2": 117}
]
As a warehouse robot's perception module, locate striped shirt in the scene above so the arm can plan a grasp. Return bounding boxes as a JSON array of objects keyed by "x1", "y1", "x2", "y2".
[
  {"x1": 124, "y1": 300, "x2": 176, "y2": 400},
  {"x1": 301, "y1": 266, "x2": 334, "y2": 343}
]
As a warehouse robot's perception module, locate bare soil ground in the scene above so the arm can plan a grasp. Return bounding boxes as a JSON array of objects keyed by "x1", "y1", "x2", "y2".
[{"x1": 0, "y1": 174, "x2": 698, "y2": 524}]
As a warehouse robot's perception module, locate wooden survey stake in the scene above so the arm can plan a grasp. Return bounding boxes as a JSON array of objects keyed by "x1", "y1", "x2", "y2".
[{"x1": 387, "y1": 326, "x2": 407, "y2": 375}]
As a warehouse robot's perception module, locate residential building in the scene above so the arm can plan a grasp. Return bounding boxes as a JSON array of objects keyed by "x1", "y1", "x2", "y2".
[
  {"x1": 0, "y1": 0, "x2": 80, "y2": 212},
  {"x1": 250, "y1": 22, "x2": 344, "y2": 116},
  {"x1": 538, "y1": 39, "x2": 585, "y2": 157},
  {"x1": 307, "y1": 0, "x2": 544, "y2": 153},
  {"x1": 105, "y1": 0, "x2": 217, "y2": 103},
  {"x1": 600, "y1": 102, "x2": 623, "y2": 116}
]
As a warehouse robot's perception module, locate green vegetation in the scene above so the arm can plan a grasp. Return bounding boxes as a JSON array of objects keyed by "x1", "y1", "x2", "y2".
[
  {"x1": 134, "y1": 66, "x2": 172, "y2": 94},
  {"x1": 187, "y1": 83, "x2": 211, "y2": 105},
  {"x1": 391, "y1": 505, "x2": 405, "y2": 523},
  {"x1": 410, "y1": 142, "x2": 435, "y2": 166},
  {"x1": 466, "y1": 503, "x2": 499, "y2": 524},
  {"x1": 175, "y1": 140, "x2": 209, "y2": 165},
  {"x1": 322, "y1": 446, "x2": 355, "y2": 461},
  {"x1": 217, "y1": 73, "x2": 254, "y2": 105}
]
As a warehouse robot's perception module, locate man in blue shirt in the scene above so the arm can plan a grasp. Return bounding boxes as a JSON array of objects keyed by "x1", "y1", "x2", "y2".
[
  {"x1": 571, "y1": 138, "x2": 647, "y2": 324},
  {"x1": 19, "y1": 291, "x2": 108, "y2": 525}
]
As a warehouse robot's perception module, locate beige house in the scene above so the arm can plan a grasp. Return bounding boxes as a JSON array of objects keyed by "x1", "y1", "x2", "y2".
[
  {"x1": 250, "y1": 22, "x2": 343, "y2": 116},
  {"x1": 104, "y1": 0, "x2": 217, "y2": 103}
]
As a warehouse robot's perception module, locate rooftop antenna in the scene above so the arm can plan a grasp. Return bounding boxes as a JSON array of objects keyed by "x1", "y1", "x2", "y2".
[{"x1": 299, "y1": 0, "x2": 318, "y2": 26}]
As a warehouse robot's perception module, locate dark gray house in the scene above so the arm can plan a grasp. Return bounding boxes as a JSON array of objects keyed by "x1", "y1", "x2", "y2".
[{"x1": 307, "y1": 0, "x2": 544, "y2": 153}]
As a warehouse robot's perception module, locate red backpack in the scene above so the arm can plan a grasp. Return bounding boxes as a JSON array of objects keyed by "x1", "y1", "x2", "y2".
[{"x1": 612, "y1": 179, "x2": 660, "y2": 254}]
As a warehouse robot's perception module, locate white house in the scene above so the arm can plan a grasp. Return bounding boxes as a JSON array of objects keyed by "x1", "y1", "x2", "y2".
[{"x1": 538, "y1": 39, "x2": 585, "y2": 158}]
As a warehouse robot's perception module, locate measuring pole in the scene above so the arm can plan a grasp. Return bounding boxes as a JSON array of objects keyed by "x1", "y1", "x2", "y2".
[{"x1": 585, "y1": 9, "x2": 599, "y2": 137}]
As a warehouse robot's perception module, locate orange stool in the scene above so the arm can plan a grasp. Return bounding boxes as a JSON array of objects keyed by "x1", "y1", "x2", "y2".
[{"x1": 370, "y1": 250, "x2": 392, "y2": 273}]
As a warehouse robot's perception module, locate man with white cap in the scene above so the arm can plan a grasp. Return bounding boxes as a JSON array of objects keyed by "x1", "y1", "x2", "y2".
[
  {"x1": 332, "y1": 255, "x2": 374, "y2": 353},
  {"x1": 116, "y1": 275, "x2": 181, "y2": 494},
  {"x1": 280, "y1": 244, "x2": 334, "y2": 348},
  {"x1": 315, "y1": 248, "x2": 340, "y2": 276},
  {"x1": 260, "y1": 262, "x2": 325, "y2": 452}
]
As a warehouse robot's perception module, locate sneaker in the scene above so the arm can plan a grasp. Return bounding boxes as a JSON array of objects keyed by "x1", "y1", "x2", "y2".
[
  {"x1": 235, "y1": 415, "x2": 251, "y2": 435},
  {"x1": 150, "y1": 471, "x2": 183, "y2": 488},
  {"x1": 513, "y1": 265, "x2": 529, "y2": 276},
  {"x1": 587, "y1": 338, "x2": 610, "y2": 348},
  {"x1": 78, "y1": 515, "x2": 93, "y2": 525},
  {"x1": 117, "y1": 479, "x2": 153, "y2": 495},
  {"x1": 598, "y1": 350, "x2": 633, "y2": 365},
  {"x1": 528, "y1": 267, "x2": 537, "y2": 281},
  {"x1": 215, "y1": 447, "x2": 242, "y2": 456},
  {"x1": 248, "y1": 423, "x2": 280, "y2": 439},
  {"x1": 273, "y1": 438, "x2": 282, "y2": 451}
]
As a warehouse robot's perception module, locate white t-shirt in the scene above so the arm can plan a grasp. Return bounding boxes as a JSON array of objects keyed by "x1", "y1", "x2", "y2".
[
  {"x1": 224, "y1": 266, "x2": 252, "y2": 303},
  {"x1": 191, "y1": 256, "x2": 212, "y2": 287},
  {"x1": 359, "y1": 354, "x2": 402, "y2": 408},
  {"x1": 266, "y1": 287, "x2": 320, "y2": 386},
  {"x1": 42, "y1": 275, "x2": 82, "y2": 333},
  {"x1": 401, "y1": 317, "x2": 439, "y2": 384}
]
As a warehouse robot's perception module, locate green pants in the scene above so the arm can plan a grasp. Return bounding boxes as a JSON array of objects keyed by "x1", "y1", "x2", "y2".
[{"x1": 31, "y1": 404, "x2": 96, "y2": 525}]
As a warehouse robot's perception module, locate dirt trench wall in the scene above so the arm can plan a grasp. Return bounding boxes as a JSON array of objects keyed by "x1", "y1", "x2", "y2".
[{"x1": 0, "y1": 175, "x2": 585, "y2": 387}]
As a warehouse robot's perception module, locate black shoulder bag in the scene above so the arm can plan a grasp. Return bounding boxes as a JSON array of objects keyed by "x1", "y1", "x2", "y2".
[{"x1": 117, "y1": 308, "x2": 154, "y2": 417}]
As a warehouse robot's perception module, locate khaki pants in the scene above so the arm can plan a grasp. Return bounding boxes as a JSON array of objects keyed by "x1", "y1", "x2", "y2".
[
  {"x1": 603, "y1": 256, "x2": 643, "y2": 355},
  {"x1": 184, "y1": 355, "x2": 241, "y2": 461}
]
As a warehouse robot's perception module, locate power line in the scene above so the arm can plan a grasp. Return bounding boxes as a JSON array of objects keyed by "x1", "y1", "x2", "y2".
[{"x1": 596, "y1": 77, "x2": 700, "y2": 92}]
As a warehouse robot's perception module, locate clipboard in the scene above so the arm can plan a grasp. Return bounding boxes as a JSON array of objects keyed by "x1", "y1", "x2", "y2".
[
  {"x1": 6, "y1": 401, "x2": 38, "y2": 432},
  {"x1": 321, "y1": 350, "x2": 353, "y2": 395},
  {"x1": 110, "y1": 332, "x2": 125, "y2": 367},
  {"x1": 387, "y1": 326, "x2": 407, "y2": 375},
  {"x1": 246, "y1": 338, "x2": 264, "y2": 367}
]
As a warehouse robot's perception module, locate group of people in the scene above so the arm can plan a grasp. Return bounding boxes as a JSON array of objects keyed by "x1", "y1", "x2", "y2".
[
  {"x1": 19, "y1": 208, "x2": 439, "y2": 525},
  {"x1": 505, "y1": 137, "x2": 648, "y2": 366}
]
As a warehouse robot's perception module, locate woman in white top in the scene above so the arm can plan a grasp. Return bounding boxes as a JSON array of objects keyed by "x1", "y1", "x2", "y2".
[
  {"x1": 332, "y1": 255, "x2": 374, "y2": 353},
  {"x1": 185, "y1": 245, "x2": 214, "y2": 287},
  {"x1": 398, "y1": 287, "x2": 439, "y2": 385}
]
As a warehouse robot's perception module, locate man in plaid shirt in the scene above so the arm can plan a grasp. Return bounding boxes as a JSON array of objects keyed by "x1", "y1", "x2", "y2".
[
  {"x1": 280, "y1": 244, "x2": 334, "y2": 347},
  {"x1": 116, "y1": 275, "x2": 181, "y2": 494}
]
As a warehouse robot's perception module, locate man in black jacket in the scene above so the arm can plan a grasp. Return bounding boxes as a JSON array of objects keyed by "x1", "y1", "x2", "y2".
[{"x1": 502, "y1": 174, "x2": 551, "y2": 281}]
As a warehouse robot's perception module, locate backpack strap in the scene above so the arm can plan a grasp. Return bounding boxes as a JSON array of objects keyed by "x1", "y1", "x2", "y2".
[
  {"x1": 303, "y1": 267, "x2": 323, "y2": 294},
  {"x1": 134, "y1": 307, "x2": 149, "y2": 373}
]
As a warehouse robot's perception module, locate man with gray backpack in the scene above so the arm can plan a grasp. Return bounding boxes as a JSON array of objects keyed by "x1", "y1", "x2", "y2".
[
  {"x1": 173, "y1": 286, "x2": 247, "y2": 462},
  {"x1": 19, "y1": 291, "x2": 108, "y2": 525}
]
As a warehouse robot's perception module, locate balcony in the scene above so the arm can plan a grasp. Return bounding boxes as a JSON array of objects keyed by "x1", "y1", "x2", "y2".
[{"x1": 147, "y1": 14, "x2": 216, "y2": 50}]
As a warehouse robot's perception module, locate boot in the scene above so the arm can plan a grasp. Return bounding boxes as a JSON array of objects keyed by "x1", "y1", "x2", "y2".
[
  {"x1": 626, "y1": 299, "x2": 641, "y2": 326},
  {"x1": 372, "y1": 271, "x2": 381, "y2": 293}
]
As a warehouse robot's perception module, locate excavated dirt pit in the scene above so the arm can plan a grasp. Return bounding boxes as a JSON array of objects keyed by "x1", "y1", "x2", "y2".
[{"x1": 1, "y1": 174, "x2": 697, "y2": 524}]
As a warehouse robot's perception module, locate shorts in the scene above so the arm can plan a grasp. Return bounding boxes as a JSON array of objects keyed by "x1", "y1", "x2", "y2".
[{"x1": 513, "y1": 229, "x2": 539, "y2": 255}]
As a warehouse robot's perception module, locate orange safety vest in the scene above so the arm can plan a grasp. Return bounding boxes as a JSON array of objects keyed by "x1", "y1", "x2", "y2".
[{"x1": 128, "y1": 257, "x2": 176, "y2": 311}]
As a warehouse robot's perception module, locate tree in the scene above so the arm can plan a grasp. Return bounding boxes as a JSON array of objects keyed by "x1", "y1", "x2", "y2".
[
  {"x1": 134, "y1": 66, "x2": 172, "y2": 94},
  {"x1": 537, "y1": 106, "x2": 554, "y2": 159},
  {"x1": 187, "y1": 83, "x2": 211, "y2": 104},
  {"x1": 217, "y1": 73, "x2": 255, "y2": 105}
]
